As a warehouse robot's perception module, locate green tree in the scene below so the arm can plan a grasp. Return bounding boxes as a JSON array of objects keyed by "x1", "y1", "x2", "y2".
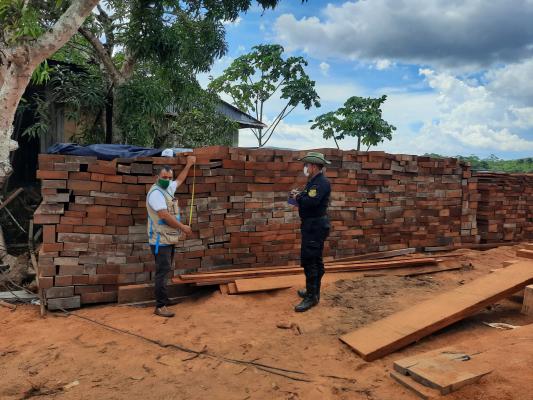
[
  {"x1": 310, "y1": 95, "x2": 396, "y2": 151},
  {"x1": 77, "y1": 1, "x2": 282, "y2": 144},
  {"x1": 0, "y1": 0, "x2": 99, "y2": 187},
  {"x1": 209, "y1": 44, "x2": 320, "y2": 147}
]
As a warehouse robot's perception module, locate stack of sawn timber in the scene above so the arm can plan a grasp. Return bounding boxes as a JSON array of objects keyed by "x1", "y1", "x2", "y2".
[
  {"x1": 475, "y1": 172, "x2": 533, "y2": 243},
  {"x1": 35, "y1": 146, "x2": 480, "y2": 309},
  {"x1": 174, "y1": 253, "x2": 447, "y2": 295}
]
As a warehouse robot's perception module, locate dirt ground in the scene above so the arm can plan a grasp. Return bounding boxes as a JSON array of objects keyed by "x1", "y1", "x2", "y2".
[{"x1": 1, "y1": 244, "x2": 533, "y2": 400}]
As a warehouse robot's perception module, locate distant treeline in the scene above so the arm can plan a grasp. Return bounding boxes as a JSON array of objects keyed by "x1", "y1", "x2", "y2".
[{"x1": 424, "y1": 154, "x2": 533, "y2": 173}]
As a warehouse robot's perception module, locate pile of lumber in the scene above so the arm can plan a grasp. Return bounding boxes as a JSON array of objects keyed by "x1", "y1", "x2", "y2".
[
  {"x1": 475, "y1": 172, "x2": 533, "y2": 243},
  {"x1": 174, "y1": 254, "x2": 446, "y2": 294},
  {"x1": 35, "y1": 147, "x2": 483, "y2": 309}
]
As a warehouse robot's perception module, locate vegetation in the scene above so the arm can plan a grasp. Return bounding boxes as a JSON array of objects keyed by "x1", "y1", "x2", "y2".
[
  {"x1": 424, "y1": 154, "x2": 533, "y2": 173},
  {"x1": 209, "y1": 44, "x2": 320, "y2": 147},
  {"x1": 310, "y1": 95, "x2": 396, "y2": 151},
  {"x1": 4, "y1": 0, "x2": 286, "y2": 153}
]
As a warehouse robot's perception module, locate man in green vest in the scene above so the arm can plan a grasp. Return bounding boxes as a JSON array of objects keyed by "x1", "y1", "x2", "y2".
[{"x1": 146, "y1": 156, "x2": 195, "y2": 317}]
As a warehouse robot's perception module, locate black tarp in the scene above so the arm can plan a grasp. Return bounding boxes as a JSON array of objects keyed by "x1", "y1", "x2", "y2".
[{"x1": 46, "y1": 143, "x2": 162, "y2": 161}]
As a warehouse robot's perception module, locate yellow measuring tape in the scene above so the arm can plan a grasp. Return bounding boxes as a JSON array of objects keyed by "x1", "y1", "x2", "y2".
[{"x1": 188, "y1": 163, "x2": 196, "y2": 226}]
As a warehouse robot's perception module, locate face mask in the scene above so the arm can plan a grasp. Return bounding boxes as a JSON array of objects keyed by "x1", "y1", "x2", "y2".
[
  {"x1": 157, "y1": 178, "x2": 170, "y2": 189},
  {"x1": 303, "y1": 165, "x2": 310, "y2": 177}
]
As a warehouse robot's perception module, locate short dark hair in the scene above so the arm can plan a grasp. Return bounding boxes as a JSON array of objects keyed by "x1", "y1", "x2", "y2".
[{"x1": 158, "y1": 165, "x2": 173, "y2": 175}]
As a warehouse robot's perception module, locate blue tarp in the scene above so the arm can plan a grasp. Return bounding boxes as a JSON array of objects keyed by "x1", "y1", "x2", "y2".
[{"x1": 46, "y1": 143, "x2": 162, "y2": 161}]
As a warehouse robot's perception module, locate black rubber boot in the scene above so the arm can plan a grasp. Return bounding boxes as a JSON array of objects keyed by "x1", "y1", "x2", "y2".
[
  {"x1": 299, "y1": 270, "x2": 324, "y2": 300},
  {"x1": 297, "y1": 288, "x2": 320, "y2": 301},
  {"x1": 295, "y1": 276, "x2": 318, "y2": 312}
]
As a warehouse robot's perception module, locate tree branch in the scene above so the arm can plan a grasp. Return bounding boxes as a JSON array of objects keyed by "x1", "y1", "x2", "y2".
[
  {"x1": 261, "y1": 104, "x2": 296, "y2": 147},
  {"x1": 78, "y1": 26, "x2": 122, "y2": 85},
  {"x1": 119, "y1": 50, "x2": 136, "y2": 81},
  {"x1": 28, "y1": 0, "x2": 100, "y2": 65}
]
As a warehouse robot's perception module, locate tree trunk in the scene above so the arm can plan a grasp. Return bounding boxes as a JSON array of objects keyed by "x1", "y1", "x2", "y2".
[
  {"x1": 0, "y1": 65, "x2": 32, "y2": 187},
  {"x1": 105, "y1": 90, "x2": 114, "y2": 143},
  {"x1": 0, "y1": 0, "x2": 99, "y2": 188},
  {"x1": 357, "y1": 135, "x2": 361, "y2": 151}
]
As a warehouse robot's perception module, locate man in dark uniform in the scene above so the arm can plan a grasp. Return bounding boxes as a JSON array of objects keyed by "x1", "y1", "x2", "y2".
[{"x1": 290, "y1": 152, "x2": 331, "y2": 312}]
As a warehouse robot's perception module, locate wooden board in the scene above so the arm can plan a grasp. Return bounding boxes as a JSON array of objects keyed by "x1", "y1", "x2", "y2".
[
  {"x1": 339, "y1": 260, "x2": 533, "y2": 361},
  {"x1": 524, "y1": 243, "x2": 533, "y2": 251},
  {"x1": 394, "y1": 347, "x2": 492, "y2": 395},
  {"x1": 235, "y1": 275, "x2": 303, "y2": 293},
  {"x1": 325, "y1": 248, "x2": 416, "y2": 263},
  {"x1": 517, "y1": 249, "x2": 533, "y2": 259},
  {"x1": 390, "y1": 371, "x2": 440, "y2": 400},
  {"x1": 234, "y1": 265, "x2": 463, "y2": 294},
  {"x1": 117, "y1": 282, "x2": 195, "y2": 304},
  {"x1": 179, "y1": 258, "x2": 439, "y2": 283},
  {"x1": 522, "y1": 285, "x2": 533, "y2": 316},
  {"x1": 227, "y1": 282, "x2": 238, "y2": 294}
]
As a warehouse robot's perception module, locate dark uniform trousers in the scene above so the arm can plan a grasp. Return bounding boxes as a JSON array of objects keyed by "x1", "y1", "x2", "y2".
[
  {"x1": 300, "y1": 215, "x2": 330, "y2": 296},
  {"x1": 151, "y1": 245, "x2": 175, "y2": 308}
]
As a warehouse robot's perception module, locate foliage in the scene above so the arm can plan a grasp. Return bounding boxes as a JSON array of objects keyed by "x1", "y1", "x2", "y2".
[
  {"x1": 310, "y1": 95, "x2": 396, "y2": 151},
  {"x1": 168, "y1": 108, "x2": 239, "y2": 148},
  {"x1": 19, "y1": 65, "x2": 107, "y2": 141},
  {"x1": 426, "y1": 153, "x2": 533, "y2": 173},
  {"x1": 209, "y1": 44, "x2": 320, "y2": 146}
]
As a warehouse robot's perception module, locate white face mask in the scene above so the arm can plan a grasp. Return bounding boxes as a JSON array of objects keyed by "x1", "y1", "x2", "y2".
[{"x1": 303, "y1": 165, "x2": 310, "y2": 177}]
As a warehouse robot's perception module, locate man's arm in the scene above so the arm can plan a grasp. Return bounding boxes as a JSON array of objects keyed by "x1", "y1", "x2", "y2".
[
  {"x1": 156, "y1": 210, "x2": 192, "y2": 235},
  {"x1": 175, "y1": 156, "x2": 196, "y2": 188}
]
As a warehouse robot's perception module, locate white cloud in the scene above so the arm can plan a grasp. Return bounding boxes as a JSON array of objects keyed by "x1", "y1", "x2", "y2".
[
  {"x1": 319, "y1": 62, "x2": 330, "y2": 76},
  {"x1": 411, "y1": 62, "x2": 533, "y2": 154},
  {"x1": 223, "y1": 16, "x2": 242, "y2": 26},
  {"x1": 375, "y1": 59, "x2": 393, "y2": 70},
  {"x1": 274, "y1": 0, "x2": 533, "y2": 69}
]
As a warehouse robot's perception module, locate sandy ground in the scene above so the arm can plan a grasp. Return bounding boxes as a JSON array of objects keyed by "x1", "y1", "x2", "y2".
[{"x1": 1, "y1": 244, "x2": 533, "y2": 400}]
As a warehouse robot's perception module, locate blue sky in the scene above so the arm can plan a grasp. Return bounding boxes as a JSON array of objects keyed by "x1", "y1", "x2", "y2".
[{"x1": 199, "y1": 0, "x2": 533, "y2": 159}]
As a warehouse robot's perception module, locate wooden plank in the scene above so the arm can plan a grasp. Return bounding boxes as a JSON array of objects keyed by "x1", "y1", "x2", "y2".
[
  {"x1": 0, "y1": 290, "x2": 37, "y2": 300},
  {"x1": 339, "y1": 260, "x2": 533, "y2": 361},
  {"x1": 390, "y1": 371, "x2": 440, "y2": 400},
  {"x1": 117, "y1": 282, "x2": 195, "y2": 304},
  {"x1": 219, "y1": 284, "x2": 229, "y2": 295},
  {"x1": 235, "y1": 275, "x2": 303, "y2": 293},
  {"x1": 522, "y1": 285, "x2": 533, "y2": 316},
  {"x1": 326, "y1": 248, "x2": 416, "y2": 263},
  {"x1": 179, "y1": 258, "x2": 438, "y2": 282},
  {"x1": 227, "y1": 282, "x2": 238, "y2": 294},
  {"x1": 394, "y1": 347, "x2": 492, "y2": 395},
  {"x1": 517, "y1": 249, "x2": 533, "y2": 259},
  {"x1": 234, "y1": 265, "x2": 462, "y2": 294}
]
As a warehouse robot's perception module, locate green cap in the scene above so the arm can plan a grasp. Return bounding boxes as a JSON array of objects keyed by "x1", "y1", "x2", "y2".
[{"x1": 298, "y1": 151, "x2": 331, "y2": 165}]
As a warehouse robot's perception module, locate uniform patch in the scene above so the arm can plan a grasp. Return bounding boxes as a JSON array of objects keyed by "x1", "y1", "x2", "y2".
[{"x1": 308, "y1": 188, "x2": 318, "y2": 198}]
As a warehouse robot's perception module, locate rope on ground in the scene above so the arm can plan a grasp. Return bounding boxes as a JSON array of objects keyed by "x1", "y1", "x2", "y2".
[{"x1": 57, "y1": 307, "x2": 312, "y2": 383}]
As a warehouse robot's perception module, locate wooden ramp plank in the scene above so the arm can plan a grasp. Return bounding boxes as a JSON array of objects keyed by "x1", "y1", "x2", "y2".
[
  {"x1": 339, "y1": 261, "x2": 533, "y2": 361},
  {"x1": 517, "y1": 249, "x2": 533, "y2": 259}
]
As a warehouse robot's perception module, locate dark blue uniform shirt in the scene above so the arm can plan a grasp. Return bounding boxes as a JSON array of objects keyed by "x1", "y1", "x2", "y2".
[{"x1": 296, "y1": 172, "x2": 331, "y2": 219}]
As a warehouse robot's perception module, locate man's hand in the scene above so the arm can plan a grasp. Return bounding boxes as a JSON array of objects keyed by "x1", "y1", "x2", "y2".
[
  {"x1": 180, "y1": 224, "x2": 192, "y2": 236},
  {"x1": 186, "y1": 155, "x2": 196, "y2": 166}
]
